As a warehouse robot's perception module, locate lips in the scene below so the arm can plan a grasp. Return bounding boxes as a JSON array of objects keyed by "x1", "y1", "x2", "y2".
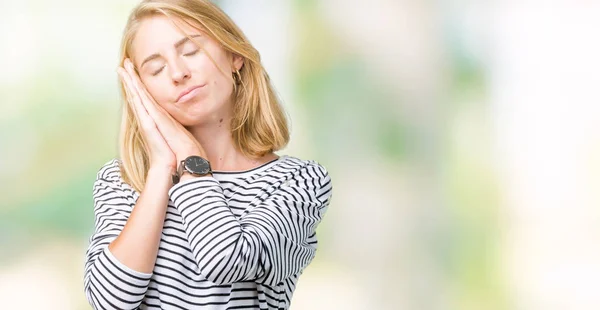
[{"x1": 176, "y1": 84, "x2": 206, "y2": 103}]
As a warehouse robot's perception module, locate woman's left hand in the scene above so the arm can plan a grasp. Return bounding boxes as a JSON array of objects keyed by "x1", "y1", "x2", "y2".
[{"x1": 120, "y1": 58, "x2": 205, "y2": 163}]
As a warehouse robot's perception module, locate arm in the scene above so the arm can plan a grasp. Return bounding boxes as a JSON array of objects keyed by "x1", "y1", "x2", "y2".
[
  {"x1": 83, "y1": 160, "x2": 172, "y2": 309},
  {"x1": 168, "y1": 162, "x2": 333, "y2": 286}
]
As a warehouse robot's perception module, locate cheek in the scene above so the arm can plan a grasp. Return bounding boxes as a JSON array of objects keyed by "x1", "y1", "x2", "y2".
[
  {"x1": 212, "y1": 72, "x2": 234, "y2": 98},
  {"x1": 192, "y1": 50, "x2": 234, "y2": 98},
  {"x1": 144, "y1": 79, "x2": 170, "y2": 105},
  {"x1": 139, "y1": 79, "x2": 180, "y2": 118},
  {"x1": 207, "y1": 65, "x2": 235, "y2": 103}
]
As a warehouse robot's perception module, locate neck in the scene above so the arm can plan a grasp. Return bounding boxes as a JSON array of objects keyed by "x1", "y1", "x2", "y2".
[{"x1": 186, "y1": 117, "x2": 276, "y2": 172}]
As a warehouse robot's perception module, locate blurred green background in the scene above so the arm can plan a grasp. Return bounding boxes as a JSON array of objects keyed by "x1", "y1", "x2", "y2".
[{"x1": 1, "y1": 0, "x2": 600, "y2": 309}]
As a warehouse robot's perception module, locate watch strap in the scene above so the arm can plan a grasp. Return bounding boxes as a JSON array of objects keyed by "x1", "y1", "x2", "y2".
[{"x1": 171, "y1": 159, "x2": 186, "y2": 185}]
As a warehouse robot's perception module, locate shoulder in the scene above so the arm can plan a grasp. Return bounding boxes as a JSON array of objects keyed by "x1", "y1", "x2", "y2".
[
  {"x1": 93, "y1": 158, "x2": 139, "y2": 200},
  {"x1": 95, "y1": 158, "x2": 125, "y2": 187},
  {"x1": 279, "y1": 155, "x2": 330, "y2": 182},
  {"x1": 277, "y1": 155, "x2": 333, "y2": 203},
  {"x1": 92, "y1": 158, "x2": 136, "y2": 212}
]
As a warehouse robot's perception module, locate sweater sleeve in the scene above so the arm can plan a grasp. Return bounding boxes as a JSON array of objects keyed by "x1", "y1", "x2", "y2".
[
  {"x1": 83, "y1": 160, "x2": 152, "y2": 310},
  {"x1": 167, "y1": 162, "x2": 333, "y2": 286}
]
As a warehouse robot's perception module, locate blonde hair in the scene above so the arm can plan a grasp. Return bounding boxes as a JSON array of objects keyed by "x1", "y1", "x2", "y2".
[{"x1": 117, "y1": 0, "x2": 289, "y2": 192}]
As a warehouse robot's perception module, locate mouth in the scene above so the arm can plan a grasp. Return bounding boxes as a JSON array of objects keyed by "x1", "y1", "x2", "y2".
[{"x1": 176, "y1": 84, "x2": 207, "y2": 103}]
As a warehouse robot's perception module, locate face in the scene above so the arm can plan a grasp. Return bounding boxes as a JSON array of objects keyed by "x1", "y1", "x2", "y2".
[{"x1": 130, "y1": 15, "x2": 243, "y2": 127}]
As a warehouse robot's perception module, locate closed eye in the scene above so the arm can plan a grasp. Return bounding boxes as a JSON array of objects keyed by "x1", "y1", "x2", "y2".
[
  {"x1": 152, "y1": 66, "x2": 164, "y2": 76},
  {"x1": 184, "y1": 49, "x2": 199, "y2": 56},
  {"x1": 151, "y1": 50, "x2": 199, "y2": 76}
]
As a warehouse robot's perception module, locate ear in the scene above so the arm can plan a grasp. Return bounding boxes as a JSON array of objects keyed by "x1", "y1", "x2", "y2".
[{"x1": 232, "y1": 53, "x2": 244, "y2": 72}]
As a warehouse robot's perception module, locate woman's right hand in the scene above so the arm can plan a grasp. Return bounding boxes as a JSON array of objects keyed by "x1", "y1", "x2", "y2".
[{"x1": 117, "y1": 67, "x2": 177, "y2": 174}]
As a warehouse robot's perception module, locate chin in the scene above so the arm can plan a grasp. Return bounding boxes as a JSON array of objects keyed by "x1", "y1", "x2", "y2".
[
  {"x1": 173, "y1": 97, "x2": 230, "y2": 127},
  {"x1": 178, "y1": 116, "x2": 209, "y2": 127},
  {"x1": 171, "y1": 105, "x2": 209, "y2": 126},
  {"x1": 177, "y1": 112, "x2": 220, "y2": 127}
]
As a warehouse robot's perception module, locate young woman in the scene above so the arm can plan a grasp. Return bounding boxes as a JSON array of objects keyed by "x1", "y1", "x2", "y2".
[{"x1": 83, "y1": 0, "x2": 333, "y2": 309}]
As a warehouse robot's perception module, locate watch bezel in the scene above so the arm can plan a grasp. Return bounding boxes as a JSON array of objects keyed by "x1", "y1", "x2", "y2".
[{"x1": 182, "y1": 155, "x2": 211, "y2": 176}]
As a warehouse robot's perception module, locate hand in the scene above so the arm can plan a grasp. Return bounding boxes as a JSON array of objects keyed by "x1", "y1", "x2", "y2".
[{"x1": 117, "y1": 58, "x2": 204, "y2": 172}]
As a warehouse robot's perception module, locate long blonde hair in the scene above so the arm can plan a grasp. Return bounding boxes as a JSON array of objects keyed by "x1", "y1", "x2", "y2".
[{"x1": 117, "y1": 0, "x2": 289, "y2": 192}]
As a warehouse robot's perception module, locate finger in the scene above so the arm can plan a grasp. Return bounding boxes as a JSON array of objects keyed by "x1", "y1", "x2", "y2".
[
  {"x1": 118, "y1": 67, "x2": 144, "y2": 123},
  {"x1": 118, "y1": 67, "x2": 147, "y2": 119},
  {"x1": 118, "y1": 67, "x2": 155, "y2": 131},
  {"x1": 124, "y1": 59, "x2": 162, "y2": 119}
]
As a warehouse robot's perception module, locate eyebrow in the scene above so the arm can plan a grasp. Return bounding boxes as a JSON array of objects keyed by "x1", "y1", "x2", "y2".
[{"x1": 139, "y1": 34, "x2": 202, "y2": 69}]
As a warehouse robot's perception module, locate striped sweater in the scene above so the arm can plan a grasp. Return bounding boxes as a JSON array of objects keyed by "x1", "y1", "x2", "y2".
[{"x1": 83, "y1": 155, "x2": 332, "y2": 309}]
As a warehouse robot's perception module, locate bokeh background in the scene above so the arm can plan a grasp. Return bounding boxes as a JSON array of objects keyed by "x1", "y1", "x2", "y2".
[{"x1": 1, "y1": 0, "x2": 600, "y2": 309}]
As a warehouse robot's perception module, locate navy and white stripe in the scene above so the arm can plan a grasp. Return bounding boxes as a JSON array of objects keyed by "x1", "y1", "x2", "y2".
[{"x1": 84, "y1": 155, "x2": 332, "y2": 309}]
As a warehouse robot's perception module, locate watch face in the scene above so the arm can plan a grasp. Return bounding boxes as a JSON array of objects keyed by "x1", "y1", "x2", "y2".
[{"x1": 184, "y1": 156, "x2": 211, "y2": 175}]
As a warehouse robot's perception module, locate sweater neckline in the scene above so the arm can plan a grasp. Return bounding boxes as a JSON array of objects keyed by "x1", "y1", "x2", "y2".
[{"x1": 211, "y1": 155, "x2": 286, "y2": 177}]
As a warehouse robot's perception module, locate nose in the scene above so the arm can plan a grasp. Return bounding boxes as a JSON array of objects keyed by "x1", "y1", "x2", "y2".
[{"x1": 169, "y1": 58, "x2": 191, "y2": 84}]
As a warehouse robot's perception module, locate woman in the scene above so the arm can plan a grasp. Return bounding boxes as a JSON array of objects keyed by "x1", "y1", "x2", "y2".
[{"x1": 83, "y1": 0, "x2": 332, "y2": 309}]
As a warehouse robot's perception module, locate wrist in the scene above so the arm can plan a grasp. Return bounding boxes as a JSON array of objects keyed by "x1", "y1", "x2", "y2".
[
  {"x1": 179, "y1": 172, "x2": 212, "y2": 183},
  {"x1": 149, "y1": 164, "x2": 175, "y2": 175},
  {"x1": 173, "y1": 154, "x2": 212, "y2": 184},
  {"x1": 147, "y1": 166, "x2": 176, "y2": 186}
]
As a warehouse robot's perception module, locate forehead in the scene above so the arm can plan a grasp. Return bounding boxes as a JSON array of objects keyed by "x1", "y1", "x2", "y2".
[{"x1": 132, "y1": 15, "x2": 202, "y2": 56}]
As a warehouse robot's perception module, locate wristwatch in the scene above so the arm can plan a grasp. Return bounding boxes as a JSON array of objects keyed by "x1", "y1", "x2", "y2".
[{"x1": 172, "y1": 155, "x2": 212, "y2": 184}]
